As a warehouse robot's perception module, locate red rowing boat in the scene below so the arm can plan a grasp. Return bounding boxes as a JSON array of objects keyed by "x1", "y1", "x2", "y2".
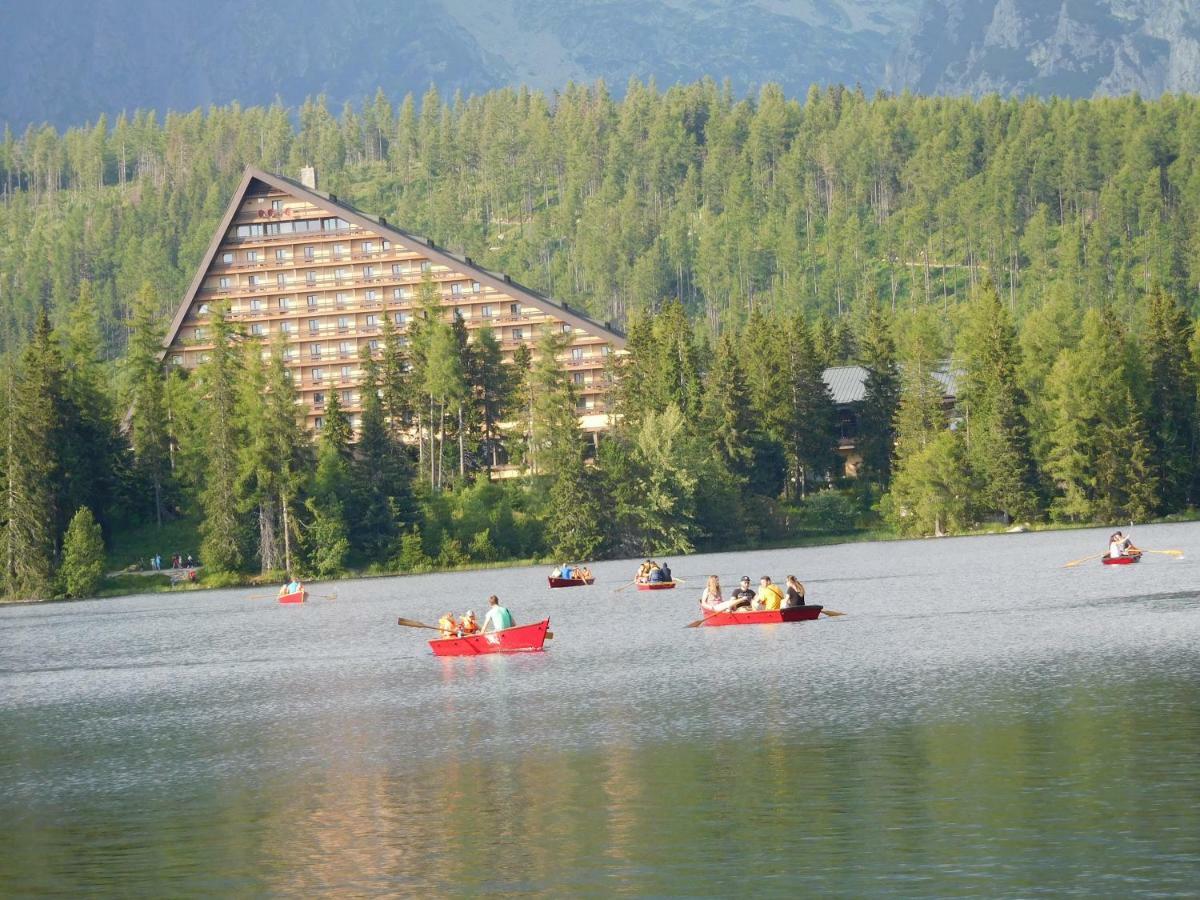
[
  {"x1": 548, "y1": 576, "x2": 594, "y2": 588},
  {"x1": 698, "y1": 605, "x2": 823, "y2": 626},
  {"x1": 278, "y1": 588, "x2": 307, "y2": 604},
  {"x1": 636, "y1": 581, "x2": 676, "y2": 591},
  {"x1": 1101, "y1": 554, "x2": 1141, "y2": 565},
  {"x1": 428, "y1": 619, "x2": 551, "y2": 656}
]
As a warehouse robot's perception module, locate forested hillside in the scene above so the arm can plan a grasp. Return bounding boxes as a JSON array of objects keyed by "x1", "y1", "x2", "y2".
[{"x1": 4, "y1": 81, "x2": 1200, "y2": 600}]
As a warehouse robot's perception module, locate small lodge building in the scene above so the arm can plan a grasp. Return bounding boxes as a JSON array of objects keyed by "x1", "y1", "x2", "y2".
[
  {"x1": 823, "y1": 364, "x2": 958, "y2": 476},
  {"x1": 162, "y1": 165, "x2": 627, "y2": 450}
]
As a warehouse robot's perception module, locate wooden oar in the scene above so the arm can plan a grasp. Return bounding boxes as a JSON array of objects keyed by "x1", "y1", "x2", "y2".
[
  {"x1": 310, "y1": 591, "x2": 338, "y2": 600},
  {"x1": 820, "y1": 608, "x2": 846, "y2": 617},
  {"x1": 397, "y1": 616, "x2": 554, "y2": 639},
  {"x1": 612, "y1": 579, "x2": 638, "y2": 593},
  {"x1": 247, "y1": 593, "x2": 272, "y2": 600},
  {"x1": 1064, "y1": 552, "x2": 1105, "y2": 568},
  {"x1": 671, "y1": 576, "x2": 687, "y2": 585},
  {"x1": 1139, "y1": 548, "x2": 1183, "y2": 557}
]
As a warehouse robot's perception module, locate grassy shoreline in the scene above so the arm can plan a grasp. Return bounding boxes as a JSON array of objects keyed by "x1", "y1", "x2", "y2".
[{"x1": 7, "y1": 510, "x2": 1198, "y2": 606}]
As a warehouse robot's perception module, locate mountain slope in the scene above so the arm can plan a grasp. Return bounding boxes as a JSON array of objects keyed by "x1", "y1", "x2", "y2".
[{"x1": 887, "y1": 0, "x2": 1200, "y2": 97}]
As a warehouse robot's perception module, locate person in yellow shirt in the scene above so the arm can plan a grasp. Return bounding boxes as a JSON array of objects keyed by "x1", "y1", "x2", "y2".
[
  {"x1": 755, "y1": 576, "x2": 784, "y2": 611},
  {"x1": 438, "y1": 612, "x2": 458, "y2": 638}
]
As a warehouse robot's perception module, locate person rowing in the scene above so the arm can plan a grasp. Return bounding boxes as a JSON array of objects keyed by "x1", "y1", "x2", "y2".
[
  {"x1": 1108, "y1": 531, "x2": 1141, "y2": 559},
  {"x1": 438, "y1": 611, "x2": 459, "y2": 638},
  {"x1": 754, "y1": 575, "x2": 784, "y2": 611},
  {"x1": 481, "y1": 595, "x2": 514, "y2": 632}
]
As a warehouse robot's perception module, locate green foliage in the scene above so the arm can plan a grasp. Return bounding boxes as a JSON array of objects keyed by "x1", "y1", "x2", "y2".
[
  {"x1": 60, "y1": 507, "x2": 105, "y2": 598},
  {"x1": 394, "y1": 526, "x2": 433, "y2": 573},
  {"x1": 302, "y1": 497, "x2": 350, "y2": 579},
  {"x1": 800, "y1": 491, "x2": 858, "y2": 533}
]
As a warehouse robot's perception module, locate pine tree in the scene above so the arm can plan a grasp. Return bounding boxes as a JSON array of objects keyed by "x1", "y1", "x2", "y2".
[
  {"x1": 856, "y1": 305, "x2": 901, "y2": 485},
  {"x1": 351, "y1": 359, "x2": 414, "y2": 562},
  {"x1": 782, "y1": 314, "x2": 837, "y2": 498},
  {"x1": 125, "y1": 284, "x2": 172, "y2": 526},
  {"x1": 195, "y1": 310, "x2": 246, "y2": 573},
  {"x1": 1141, "y1": 284, "x2": 1195, "y2": 511},
  {"x1": 60, "y1": 506, "x2": 105, "y2": 598}
]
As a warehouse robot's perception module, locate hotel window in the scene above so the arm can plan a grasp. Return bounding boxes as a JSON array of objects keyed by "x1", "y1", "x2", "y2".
[
  {"x1": 334, "y1": 268, "x2": 349, "y2": 282},
  {"x1": 368, "y1": 339, "x2": 379, "y2": 351},
  {"x1": 248, "y1": 274, "x2": 259, "y2": 288},
  {"x1": 275, "y1": 248, "x2": 288, "y2": 262},
  {"x1": 391, "y1": 263, "x2": 404, "y2": 276},
  {"x1": 306, "y1": 271, "x2": 316, "y2": 286},
  {"x1": 221, "y1": 252, "x2": 233, "y2": 264},
  {"x1": 600, "y1": 345, "x2": 610, "y2": 356},
  {"x1": 246, "y1": 250, "x2": 258, "y2": 263},
  {"x1": 218, "y1": 276, "x2": 230, "y2": 290},
  {"x1": 562, "y1": 324, "x2": 572, "y2": 333},
  {"x1": 312, "y1": 368, "x2": 325, "y2": 383},
  {"x1": 304, "y1": 246, "x2": 315, "y2": 261},
  {"x1": 333, "y1": 244, "x2": 345, "y2": 260},
  {"x1": 314, "y1": 416, "x2": 324, "y2": 430},
  {"x1": 363, "y1": 265, "x2": 376, "y2": 279},
  {"x1": 362, "y1": 240, "x2": 375, "y2": 254},
  {"x1": 509, "y1": 303, "x2": 520, "y2": 316},
  {"x1": 310, "y1": 344, "x2": 323, "y2": 359},
  {"x1": 272, "y1": 199, "x2": 283, "y2": 213},
  {"x1": 335, "y1": 292, "x2": 349, "y2": 308},
  {"x1": 394, "y1": 286, "x2": 412, "y2": 300},
  {"x1": 472, "y1": 281, "x2": 481, "y2": 293},
  {"x1": 572, "y1": 372, "x2": 585, "y2": 385},
  {"x1": 264, "y1": 223, "x2": 281, "y2": 236},
  {"x1": 198, "y1": 303, "x2": 210, "y2": 315},
  {"x1": 451, "y1": 282, "x2": 463, "y2": 297},
  {"x1": 339, "y1": 341, "x2": 353, "y2": 358},
  {"x1": 337, "y1": 316, "x2": 350, "y2": 332},
  {"x1": 365, "y1": 289, "x2": 378, "y2": 301},
  {"x1": 250, "y1": 323, "x2": 266, "y2": 336},
  {"x1": 511, "y1": 327, "x2": 524, "y2": 341},
  {"x1": 171, "y1": 355, "x2": 183, "y2": 366},
  {"x1": 312, "y1": 392, "x2": 325, "y2": 406},
  {"x1": 382, "y1": 240, "x2": 391, "y2": 250},
  {"x1": 571, "y1": 348, "x2": 584, "y2": 362},
  {"x1": 278, "y1": 297, "x2": 291, "y2": 311},
  {"x1": 308, "y1": 320, "x2": 320, "y2": 335},
  {"x1": 250, "y1": 298, "x2": 263, "y2": 311},
  {"x1": 481, "y1": 305, "x2": 493, "y2": 318},
  {"x1": 235, "y1": 224, "x2": 264, "y2": 238},
  {"x1": 420, "y1": 260, "x2": 431, "y2": 273},
  {"x1": 341, "y1": 390, "x2": 353, "y2": 405},
  {"x1": 284, "y1": 345, "x2": 297, "y2": 359},
  {"x1": 281, "y1": 321, "x2": 297, "y2": 335},
  {"x1": 276, "y1": 273, "x2": 287, "y2": 288},
  {"x1": 394, "y1": 311, "x2": 406, "y2": 324},
  {"x1": 340, "y1": 365, "x2": 352, "y2": 381},
  {"x1": 365, "y1": 314, "x2": 378, "y2": 328},
  {"x1": 307, "y1": 294, "x2": 319, "y2": 309},
  {"x1": 194, "y1": 327, "x2": 206, "y2": 340}
]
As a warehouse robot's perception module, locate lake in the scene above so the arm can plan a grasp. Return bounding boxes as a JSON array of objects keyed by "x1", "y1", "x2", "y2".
[{"x1": 2, "y1": 524, "x2": 1200, "y2": 895}]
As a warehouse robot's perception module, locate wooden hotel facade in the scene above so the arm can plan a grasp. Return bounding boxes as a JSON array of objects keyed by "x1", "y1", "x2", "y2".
[{"x1": 163, "y1": 166, "x2": 626, "y2": 440}]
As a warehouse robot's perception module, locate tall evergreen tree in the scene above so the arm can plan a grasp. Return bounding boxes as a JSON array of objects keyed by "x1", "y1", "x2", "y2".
[
  {"x1": 856, "y1": 305, "x2": 901, "y2": 486},
  {"x1": 1141, "y1": 284, "x2": 1195, "y2": 511},
  {"x1": 351, "y1": 358, "x2": 414, "y2": 561},
  {"x1": 125, "y1": 283, "x2": 172, "y2": 526}
]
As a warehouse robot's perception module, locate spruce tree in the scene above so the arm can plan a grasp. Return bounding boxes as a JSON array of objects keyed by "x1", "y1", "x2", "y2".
[
  {"x1": 61, "y1": 506, "x2": 105, "y2": 598},
  {"x1": 125, "y1": 284, "x2": 172, "y2": 526},
  {"x1": 782, "y1": 314, "x2": 837, "y2": 498},
  {"x1": 351, "y1": 359, "x2": 414, "y2": 562},
  {"x1": 856, "y1": 305, "x2": 901, "y2": 486},
  {"x1": 1141, "y1": 284, "x2": 1195, "y2": 511}
]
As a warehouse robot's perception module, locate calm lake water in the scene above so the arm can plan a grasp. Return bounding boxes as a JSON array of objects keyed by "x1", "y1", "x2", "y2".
[{"x1": 3, "y1": 524, "x2": 1200, "y2": 896}]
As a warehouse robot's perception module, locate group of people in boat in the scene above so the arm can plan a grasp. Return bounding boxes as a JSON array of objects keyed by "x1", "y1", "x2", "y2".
[
  {"x1": 1108, "y1": 531, "x2": 1141, "y2": 559},
  {"x1": 278, "y1": 578, "x2": 302, "y2": 597},
  {"x1": 699, "y1": 574, "x2": 807, "y2": 613},
  {"x1": 437, "y1": 595, "x2": 515, "y2": 638},
  {"x1": 634, "y1": 560, "x2": 673, "y2": 584},
  {"x1": 550, "y1": 563, "x2": 593, "y2": 581}
]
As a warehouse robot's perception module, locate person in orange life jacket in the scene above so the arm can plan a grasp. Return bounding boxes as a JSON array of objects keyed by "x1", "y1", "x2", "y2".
[
  {"x1": 458, "y1": 610, "x2": 480, "y2": 635},
  {"x1": 438, "y1": 612, "x2": 458, "y2": 637}
]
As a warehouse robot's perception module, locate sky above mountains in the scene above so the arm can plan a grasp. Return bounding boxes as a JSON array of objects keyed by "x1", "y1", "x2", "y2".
[{"x1": 2, "y1": 0, "x2": 1196, "y2": 131}]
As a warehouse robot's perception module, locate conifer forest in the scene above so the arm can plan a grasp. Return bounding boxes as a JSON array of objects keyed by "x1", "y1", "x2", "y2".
[{"x1": 4, "y1": 80, "x2": 1200, "y2": 599}]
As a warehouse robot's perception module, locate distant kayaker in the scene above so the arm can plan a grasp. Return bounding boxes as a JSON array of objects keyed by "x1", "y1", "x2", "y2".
[
  {"x1": 699, "y1": 575, "x2": 724, "y2": 611},
  {"x1": 755, "y1": 576, "x2": 784, "y2": 611},
  {"x1": 459, "y1": 610, "x2": 480, "y2": 635},
  {"x1": 783, "y1": 575, "x2": 806, "y2": 608},
  {"x1": 438, "y1": 612, "x2": 458, "y2": 638},
  {"x1": 481, "y1": 595, "x2": 514, "y2": 632},
  {"x1": 729, "y1": 576, "x2": 756, "y2": 610}
]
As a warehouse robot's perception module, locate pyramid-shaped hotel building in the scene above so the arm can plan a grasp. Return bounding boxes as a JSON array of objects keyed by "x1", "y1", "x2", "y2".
[{"x1": 163, "y1": 166, "x2": 627, "y2": 440}]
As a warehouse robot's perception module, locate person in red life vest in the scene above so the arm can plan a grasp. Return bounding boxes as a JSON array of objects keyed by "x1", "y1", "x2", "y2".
[{"x1": 458, "y1": 610, "x2": 480, "y2": 635}]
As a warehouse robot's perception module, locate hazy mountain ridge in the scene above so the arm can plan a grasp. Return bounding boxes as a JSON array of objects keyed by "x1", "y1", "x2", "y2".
[{"x1": 887, "y1": 0, "x2": 1200, "y2": 97}]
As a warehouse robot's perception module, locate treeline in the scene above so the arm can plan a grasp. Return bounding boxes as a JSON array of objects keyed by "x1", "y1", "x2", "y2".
[{"x1": 6, "y1": 83, "x2": 1200, "y2": 358}]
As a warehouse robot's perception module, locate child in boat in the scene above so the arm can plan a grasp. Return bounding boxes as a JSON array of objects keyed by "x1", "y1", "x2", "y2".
[
  {"x1": 635, "y1": 560, "x2": 652, "y2": 583},
  {"x1": 438, "y1": 612, "x2": 458, "y2": 638},
  {"x1": 699, "y1": 575, "x2": 723, "y2": 611},
  {"x1": 459, "y1": 610, "x2": 480, "y2": 635}
]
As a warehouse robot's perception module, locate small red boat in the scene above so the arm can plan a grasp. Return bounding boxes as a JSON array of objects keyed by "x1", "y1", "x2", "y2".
[
  {"x1": 548, "y1": 576, "x2": 594, "y2": 588},
  {"x1": 636, "y1": 581, "x2": 677, "y2": 591},
  {"x1": 278, "y1": 588, "x2": 307, "y2": 604},
  {"x1": 1101, "y1": 554, "x2": 1141, "y2": 566},
  {"x1": 699, "y1": 605, "x2": 823, "y2": 626},
  {"x1": 429, "y1": 619, "x2": 551, "y2": 656}
]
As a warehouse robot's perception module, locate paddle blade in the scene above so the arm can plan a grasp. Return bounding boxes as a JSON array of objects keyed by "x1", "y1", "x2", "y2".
[
  {"x1": 684, "y1": 617, "x2": 707, "y2": 628},
  {"x1": 545, "y1": 631, "x2": 554, "y2": 640},
  {"x1": 1064, "y1": 553, "x2": 1102, "y2": 568},
  {"x1": 1143, "y1": 548, "x2": 1184, "y2": 557},
  {"x1": 820, "y1": 608, "x2": 846, "y2": 617}
]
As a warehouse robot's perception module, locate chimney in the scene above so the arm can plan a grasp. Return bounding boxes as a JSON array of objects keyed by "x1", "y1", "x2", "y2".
[{"x1": 299, "y1": 166, "x2": 317, "y2": 190}]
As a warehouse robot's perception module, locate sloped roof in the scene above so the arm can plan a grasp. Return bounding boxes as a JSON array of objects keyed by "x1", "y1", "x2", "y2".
[
  {"x1": 822, "y1": 363, "x2": 958, "y2": 406},
  {"x1": 162, "y1": 166, "x2": 627, "y2": 354}
]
